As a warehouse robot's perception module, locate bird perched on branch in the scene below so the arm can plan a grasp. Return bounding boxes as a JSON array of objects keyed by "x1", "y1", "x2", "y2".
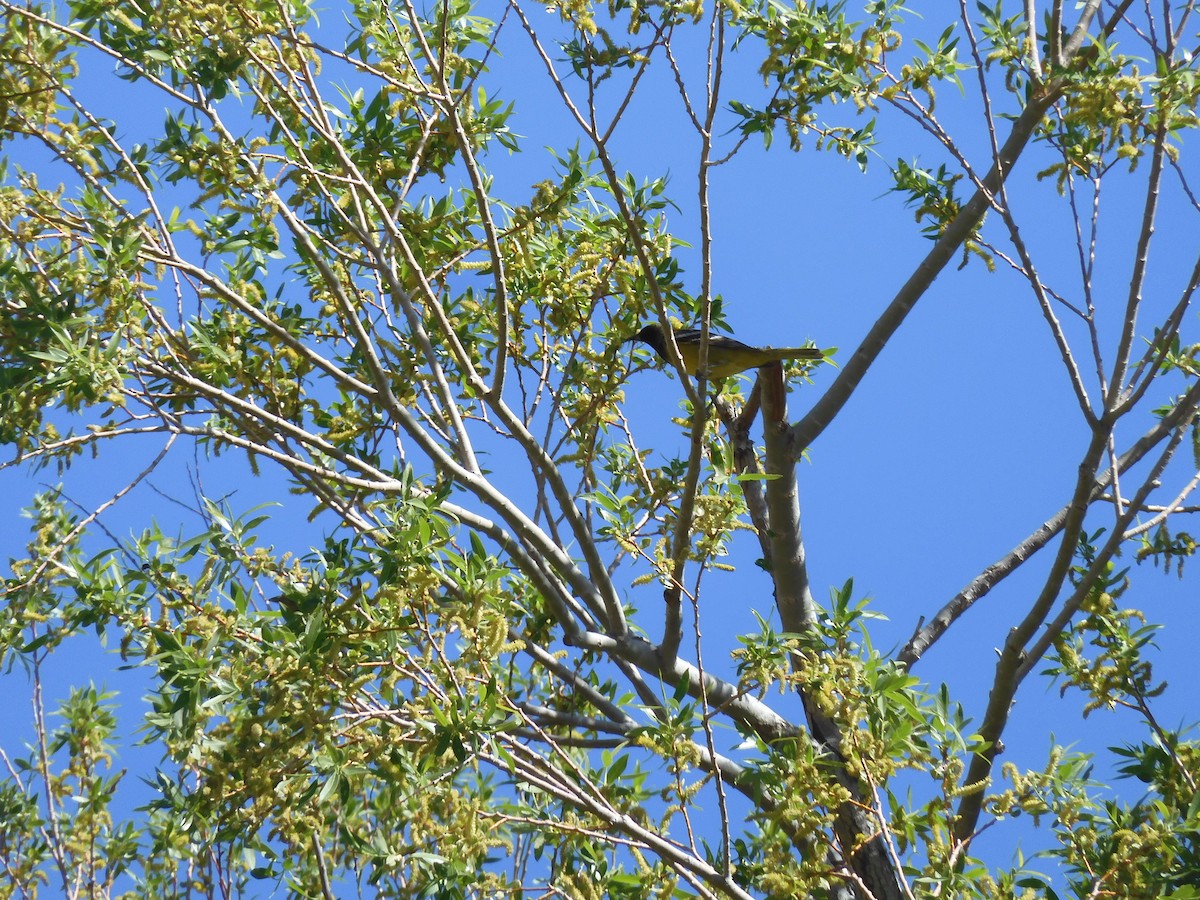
[{"x1": 624, "y1": 323, "x2": 823, "y2": 381}]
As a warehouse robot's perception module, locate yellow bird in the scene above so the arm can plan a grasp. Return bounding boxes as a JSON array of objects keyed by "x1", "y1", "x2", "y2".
[{"x1": 625, "y1": 323, "x2": 822, "y2": 380}]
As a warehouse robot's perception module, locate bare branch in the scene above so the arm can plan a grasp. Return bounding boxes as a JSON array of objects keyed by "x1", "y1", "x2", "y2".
[{"x1": 900, "y1": 376, "x2": 1200, "y2": 667}]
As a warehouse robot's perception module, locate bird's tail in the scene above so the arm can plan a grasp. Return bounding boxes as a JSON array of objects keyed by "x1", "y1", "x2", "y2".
[{"x1": 763, "y1": 347, "x2": 823, "y2": 361}]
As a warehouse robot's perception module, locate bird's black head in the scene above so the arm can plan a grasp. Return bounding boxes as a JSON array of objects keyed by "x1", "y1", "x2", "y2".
[{"x1": 624, "y1": 323, "x2": 667, "y2": 358}]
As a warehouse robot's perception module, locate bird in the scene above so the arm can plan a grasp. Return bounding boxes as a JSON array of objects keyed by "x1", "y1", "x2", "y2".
[{"x1": 624, "y1": 323, "x2": 823, "y2": 380}]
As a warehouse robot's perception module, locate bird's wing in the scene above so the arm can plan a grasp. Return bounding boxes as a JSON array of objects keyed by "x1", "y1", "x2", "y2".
[{"x1": 674, "y1": 329, "x2": 757, "y2": 351}]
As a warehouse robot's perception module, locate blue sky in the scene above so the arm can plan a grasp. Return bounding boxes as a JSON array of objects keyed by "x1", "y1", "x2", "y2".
[{"x1": 2, "y1": 0, "x2": 1198, "y2": 890}]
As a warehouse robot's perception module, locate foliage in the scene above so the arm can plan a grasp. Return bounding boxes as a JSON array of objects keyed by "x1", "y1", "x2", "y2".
[{"x1": 3, "y1": 0, "x2": 1200, "y2": 898}]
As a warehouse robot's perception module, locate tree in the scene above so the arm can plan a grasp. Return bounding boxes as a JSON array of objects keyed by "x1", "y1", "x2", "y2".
[{"x1": 3, "y1": 0, "x2": 1200, "y2": 896}]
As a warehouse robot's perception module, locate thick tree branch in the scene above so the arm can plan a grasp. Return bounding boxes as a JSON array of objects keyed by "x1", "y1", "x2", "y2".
[
  {"x1": 760, "y1": 364, "x2": 816, "y2": 633},
  {"x1": 790, "y1": 0, "x2": 1126, "y2": 457},
  {"x1": 788, "y1": 88, "x2": 1061, "y2": 454},
  {"x1": 954, "y1": 412, "x2": 1190, "y2": 843}
]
